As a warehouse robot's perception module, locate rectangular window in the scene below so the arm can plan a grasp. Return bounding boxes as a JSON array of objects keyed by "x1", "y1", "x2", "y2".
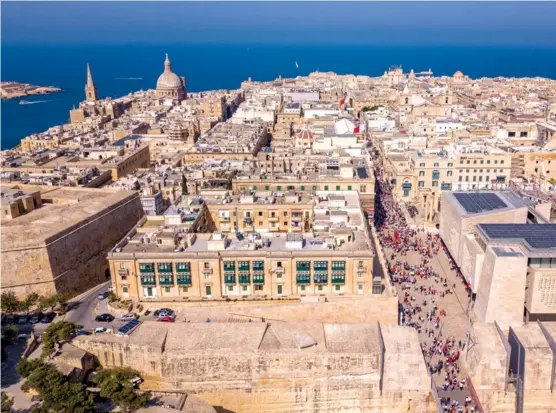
[
  {"x1": 324, "y1": 185, "x2": 329, "y2": 190},
  {"x1": 459, "y1": 176, "x2": 462, "y2": 182},
  {"x1": 300, "y1": 185, "x2": 305, "y2": 190},
  {"x1": 520, "y1": 131, "x2": 528, "y2": 137},
  {"x1": 165, "y1": 287, "x2": 171, "y2": 293},
  {"x1": 255, "y1": 285, "x2": 263, "y2": 291},
  {"x1": 486, "y1": 176, "x2": 489, "y2": 181},
  {"x1": 139, "y1": 263, "x2": 155, "y2": 274},
  {"x1": 122, "y1": 286, "x2": 129, "y2": 293},
  {"x1": 418, "y1": 181, "x2": 424, "y2": 187},
  {"x1": 508, "y1": 131, "x2": 516, "y2": 137},
  {"x1": 447, "y1": 171, "x2": 452, "y2": 176},
  {"x1": 487, "y1": 160, "x2": 491, "y2": 164},
  {"x1": 335, "y1": 285, "x2": 341, "y2": 291},
  {"x1": 420, "y1": 162, "x2": 425, "y2": 167},
  {"x1": 265, "y1": 185, "x2": 270, "y2": 190},
  {"x1": 277, "y1": 285, "x2": 283, "y2": 295},
  {"x1": 277, "y1": 185, "x2": 282, "y2": 190},
  {"x1": 433, "y1": 163, "x2": 439, "y2": 167},
  {"x1": 494, "y1": 160, "x2": 498, "y2": 164},
  {"x1": 119, "y1": 263, "x2": 126, "y2": 269},
  {"x1": 432, "y1": 181, "x2": 438, "y2": 187},
  {"x1": 336, "y1": 185, "x2": 341, "y2": 191},
  {"x1": 419, "y1": 171, "x2": 425, "y2": 176},
  {"x1": 227, "y1": 285, "x2": 233, "y2": 292},
  {"x1": 312, "y1": 185, "x2": 317, "y2": 191},
  {"x1": 182, "y1": 286, "x2": 188, "y2": 293},
  {"x1": 347, "y1": 185, "x2": 352, "y2": 190}
]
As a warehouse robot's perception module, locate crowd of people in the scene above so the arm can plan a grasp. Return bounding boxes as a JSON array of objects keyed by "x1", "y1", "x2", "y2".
[{"x1": 372, "y1": 154, "x2": 481, "y2": 413}]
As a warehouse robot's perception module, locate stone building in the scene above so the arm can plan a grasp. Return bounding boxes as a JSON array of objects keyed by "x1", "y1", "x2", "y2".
[
  {"x1": 156, "y1": 54, "x2": 186, "y2": 101},
  {"x1": 1, "y1": 185, "x2": 144, "y2": 298},
  {"x1": 439, "y1": 191, "x2": 556, "y2": 328},
  {"x1": 74, "y1": 321, "x2": 433, "y2": 413},
  {"x1": 466, "y1": 321, "x2": 556, "y2": 413},
  {"x1": 108, "y1": 191, "x2": 379, "y2": 301}
]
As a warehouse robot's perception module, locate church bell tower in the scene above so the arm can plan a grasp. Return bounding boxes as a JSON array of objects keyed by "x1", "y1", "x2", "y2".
[{"x1": 85, "y1": 63, "x2": 98, "y2": 102}]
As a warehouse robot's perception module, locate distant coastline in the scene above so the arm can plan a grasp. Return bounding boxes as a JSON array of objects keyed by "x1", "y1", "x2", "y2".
[{"x1": 1, "y1": 81, "x2": 62, "y2": 100}]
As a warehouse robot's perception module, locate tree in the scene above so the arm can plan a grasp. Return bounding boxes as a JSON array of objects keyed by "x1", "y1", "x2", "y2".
[
  {"x1": 40, "y1": 321, "x2": 82, "y2": 359},
  {"x1": 16, "y1": 358, "x2": 44, "y2": 378},
  {"x1": 17, "y1": 359, "x2": 95, "y2": 413},
  {"x1": 20, "y1": 293, "x2": 40, "y2": 312},
  {"x1": 94, "y1": 368, "x2": 149, "y2": 413},
  {"x1": 1, "y1": 325, "x2": 19, "y2": 345},
  {"x1": 1, "y1": 292, "x2": 21, "y2": 314},
  {"x1": 1, "y1": 392, "x2": 14, "y2": 413}
]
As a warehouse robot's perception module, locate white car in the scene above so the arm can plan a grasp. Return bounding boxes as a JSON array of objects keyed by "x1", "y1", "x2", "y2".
[
  {"x1": 119, "y1": 313, "x2": 137, "y2": 321},
  {"x1": 17, "y1": 333, "x2": 31, "y2": 341},
  {"x1": 93, "y1": 327, "x2": 109, "y2": 334}
]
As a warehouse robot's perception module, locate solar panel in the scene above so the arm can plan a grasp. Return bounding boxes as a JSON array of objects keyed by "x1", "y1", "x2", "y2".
[
  {"x1": 479, "y1": 224, "x2": 556, "y2": 249},
  {"x1": 117, "y1": 319, "x2": 141, "y2": 336},
  {"x1": 454, "y1": 193, "x2": 507, "y2": 214}
]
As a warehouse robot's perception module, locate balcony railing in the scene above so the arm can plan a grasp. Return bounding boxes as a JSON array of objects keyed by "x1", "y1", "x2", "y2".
[
  {"x1": 268, "y1": 216, "x2": 279, "y2": 222},
  {"x1": 117, "y1": 269, "x2": 129, "y2": 276},
  {"x1": 239, "y1": 274, "x2": 250, "y2": 284},
  {"x1": 291, "y1": 214, "x2": 302, "y2": 222},
  {"x1": 202, "y1": 268, "x2": 213, "y2": 275},
  {"x1": 219, "y1": 216, "x2": 231, "y2": 222}
]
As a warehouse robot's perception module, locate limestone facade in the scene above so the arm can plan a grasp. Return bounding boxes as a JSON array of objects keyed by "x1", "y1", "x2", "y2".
[
  {"x1": 74, "y1": 321, "x2": 433, "y2": 413},
  {"x1": 1, "y1": 185, "x2": 144, "y2": 298}
]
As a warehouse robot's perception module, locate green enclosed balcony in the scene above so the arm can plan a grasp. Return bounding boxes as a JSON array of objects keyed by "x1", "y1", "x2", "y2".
[
  {"x1": 253, "y1": 273, "x2": 264, "y2": 284},
  {"x1": 223, "y1": 262, "x2": 236, "y2": 272},
  {"x1": 296, "y1": 272, "x2": 310, "y2": 285},
  {"x1": 252, "y1": 261, "x2": 264, "y2": 271},
  {"x1": 332, "y1": 273, "x2": 346, "y2": 284},
  {"x1": 224, "y1": 274, "x2": 236, "y2": 284},
  {"x1": 159, "y1": 275, "x2": 173, "y2": 285},
  {"x1": 332, "y1": 261, "x2": 346, "y2": 271},
  {"x1": 176, "y1": 263, "x2": 191, "y2": 273},
  {"x1": 157, "y1": 263, "x2": 173, "y2": 273},
  {"x1": 314, "y1": 272, "x2": 328, "y2": 284},
  {"x1": 139, "y1": 263, "x2": 155, "y2": 274},
  {"x1": 140, "y1": 275, "x2": 155, "y2": 285},
  {"x1": 296, "y1": 261, "x2": 310, "y2": 272},
  {"x1": 238, "y1": 262, "x2": 250, "y2": 272},
  {"x1": 176, "y1": 274, "x2": 192, "y2": 285},
  {"x1": 239, "y1": 273, "x2": 250, "y2": 284}
]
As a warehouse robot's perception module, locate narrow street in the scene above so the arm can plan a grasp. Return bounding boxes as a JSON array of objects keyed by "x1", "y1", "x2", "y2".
[{"x1": 372, "y1": 151, "x2": 481, "y2": 413}]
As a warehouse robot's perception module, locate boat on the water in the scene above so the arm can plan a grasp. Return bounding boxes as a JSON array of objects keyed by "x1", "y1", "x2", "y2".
[{"x1": 19, "y1": 100, "x2": 48, "y2": 105}]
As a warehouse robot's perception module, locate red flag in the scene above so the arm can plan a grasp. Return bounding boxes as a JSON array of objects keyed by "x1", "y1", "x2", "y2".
[
  {"x1": 353, "y1": 125, "x2": 360, "y2": 133},
  {"x1": 340, "y1": 97, "x2": 346, "y2": 105}
]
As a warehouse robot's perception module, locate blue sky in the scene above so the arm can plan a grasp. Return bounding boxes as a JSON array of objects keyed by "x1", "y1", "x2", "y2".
[{"x1": 2, "y1": 2, "x2": 556, "y2": 46}]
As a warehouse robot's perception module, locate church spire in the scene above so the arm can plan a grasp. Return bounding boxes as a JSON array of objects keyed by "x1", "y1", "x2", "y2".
[
  {"x1": 85, "y1": 63, "x2": 98, "y2": 102},
  {"x1": 164, "y1": 53, "x2": 172, "y2": 72}
]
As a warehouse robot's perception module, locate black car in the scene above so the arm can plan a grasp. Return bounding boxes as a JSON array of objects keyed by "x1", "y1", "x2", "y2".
[
  {"x1": 40, "y1": 312, "x2": 56, "y2": 324},
  {"x1": 75, "y1": 329, "x2": 91, "y2": 336},
  {"x1": 4, "y1": 314, "x2": 15, "y2": 325},
  {"x1": 16, "y1": 313, "x2": 29, "y2": 324},
  {"x1": 95, "y1": 313, "x2": 114, "y2": 322},
  {"x1": 29, "y1": 312, "x2": 43, "y2": 324},
  {"x1": 153, "y1": 308, "x2": 174, "y2": 317}
]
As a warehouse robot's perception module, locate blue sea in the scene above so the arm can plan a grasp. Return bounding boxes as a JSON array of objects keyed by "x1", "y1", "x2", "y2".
[{"x1": 2, "y1": 43, "x2": 556, "y2": 150}]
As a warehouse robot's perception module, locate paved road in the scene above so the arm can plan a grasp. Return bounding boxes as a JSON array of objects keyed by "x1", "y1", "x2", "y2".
[{"x1": 0, "y1": 281, "x2": 114, "y2": 411}]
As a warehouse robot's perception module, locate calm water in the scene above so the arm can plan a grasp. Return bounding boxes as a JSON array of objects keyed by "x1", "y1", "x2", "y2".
[{"x1": 2, "y1": 43, "x2": 556, "y2": 149}]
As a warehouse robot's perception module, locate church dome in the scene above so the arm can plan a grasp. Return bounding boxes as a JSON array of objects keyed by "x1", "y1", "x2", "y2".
[
  {"x1": 156, "y1": 54, "x2": 182, "y2": 89},
  {"x1": 453, "y1": 70, "x2": 464, "y2": 77}
]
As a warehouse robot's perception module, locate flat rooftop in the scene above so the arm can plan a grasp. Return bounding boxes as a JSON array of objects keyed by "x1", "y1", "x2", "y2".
[
  {"x1": 1, "y1": 186, "x2": 138, "y2": 249},
  {"x1": 75, "y1": 321, "x2": 384, "y2": 354},
  {"x1": 448, "y1": 191, "x2": 533, "y2": 217},
  {"x1": 478, "y1": 223, "x2": 556, "y2": 251}
]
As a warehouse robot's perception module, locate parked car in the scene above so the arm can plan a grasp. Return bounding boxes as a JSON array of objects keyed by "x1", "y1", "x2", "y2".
[
  {"x1": 129, "y1": 376, "x2": 143, "y2": 387},
  {"x1": 17, "y1": 333, "x2": 31, "y2": 341},
  {"x1": 97, "y1": 291, "x2": 109, "y2": 300},
  {"x1": 119, "y1": 313, "x2": 137, "y2": 321},
  {"x1": 95, "y1": 313, "x2": 114, "y2": 322},
  {"x1": 93, "y1": 327, "x2": 108, "y2": 334},
  {"x1": 75, "y1": 329, "x2": 91, "y2": 336},
  {"x1": 153, "y1": 308, "x2": 174, "y2": 317},
  {"x1": 40, "y1": 312, "x2": 56, "y2": 324},
  {"x1": 16, "y1": 314, "x2": 29, "y2": 324},
  {"x1": 157, "y1": 316, "x2": 175, "y2": 323},
  {"x1": 29, "y1": 312, "x2": 43, "y2": 324},
  {"x1": 4, "y1": 314, "x2": 15, "y2": 324}
]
